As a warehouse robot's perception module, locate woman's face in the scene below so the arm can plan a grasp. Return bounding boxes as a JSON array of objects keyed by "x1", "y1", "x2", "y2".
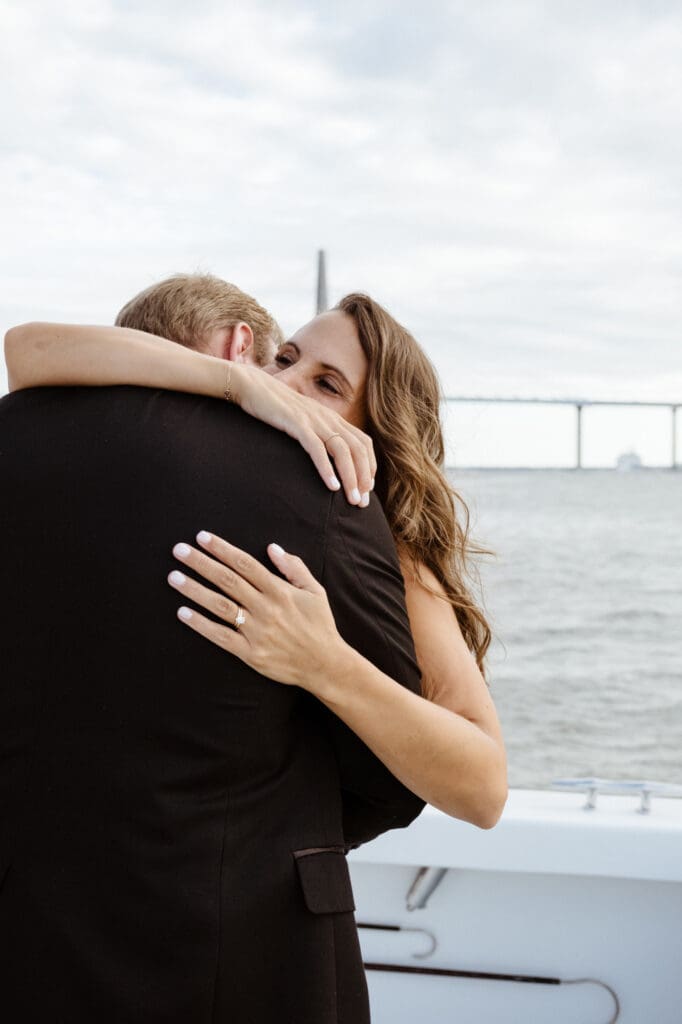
[{"x1": 266, "y1": 310, "x2": 368, "y2": 429}]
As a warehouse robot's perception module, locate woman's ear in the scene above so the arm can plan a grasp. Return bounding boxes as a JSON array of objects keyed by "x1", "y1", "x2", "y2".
[{"x1": 225, "y1": 322, "x2": 255, "y2": 363}]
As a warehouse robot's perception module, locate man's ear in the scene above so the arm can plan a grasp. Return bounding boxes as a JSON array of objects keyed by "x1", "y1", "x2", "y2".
[{"x1": 224, "y1": 322, "x2": 255, "y2": 363}]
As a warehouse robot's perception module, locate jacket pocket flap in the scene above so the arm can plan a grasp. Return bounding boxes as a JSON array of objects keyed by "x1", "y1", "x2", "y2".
[{"x1": 293, "y1": 848, "x2": 355, "y2": 914}]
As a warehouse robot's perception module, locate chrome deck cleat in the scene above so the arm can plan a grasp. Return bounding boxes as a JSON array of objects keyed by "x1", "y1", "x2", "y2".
[{"x1": 551, "y1": 777, "x2": 682, "y2": 813}]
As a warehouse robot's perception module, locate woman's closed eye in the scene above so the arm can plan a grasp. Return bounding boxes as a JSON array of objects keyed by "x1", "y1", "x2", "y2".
[
  {"x1": 316, "y1": 376, "x2": 341, "y2": 396},
  {"x1": 275, "y1": 350, "x2": 344, "y2": 398}
]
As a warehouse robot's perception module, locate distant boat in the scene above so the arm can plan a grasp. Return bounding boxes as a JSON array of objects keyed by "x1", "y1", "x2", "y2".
[{"x1": 616, "y1": 450, "x2": 643, "y2": 471}]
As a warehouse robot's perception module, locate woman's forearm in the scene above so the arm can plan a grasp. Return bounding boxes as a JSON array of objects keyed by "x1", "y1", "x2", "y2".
[
  {"x1": 315, "y1": 642, "x2": 508, "y2": 828},
  {"x1": 4, "y1": 322, "x2": 375, "y2": 499},
  {"x1": 4, "y1": 322, "x2": 232, "y2": 396}
]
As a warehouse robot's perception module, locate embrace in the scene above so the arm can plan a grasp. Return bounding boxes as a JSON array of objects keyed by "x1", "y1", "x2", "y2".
[{"x1": 0, "y1": 274, "x2": 507, "y2": 1022}]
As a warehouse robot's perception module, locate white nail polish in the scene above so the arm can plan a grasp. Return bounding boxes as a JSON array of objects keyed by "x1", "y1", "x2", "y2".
[
  {"x1": 174, "y1": 543, "x2": 191, "y2": 559},
  {"x1": 169, "y1": 570, "x2": 186, "y2": 586},
  {"x1": 270, "y1": 543, "x2": 285, "y2": 558},
  {"x1": 360, "y1": 493, "x2": 370, "y2": 507},
  {"x1": 370, "y1": 477, "x2": 375, "y2": 490},
  {"x1": 178, "y1": 606, "x2": 193, "y2": 621},
  {"x1": 197, "y1": 531, "x2": 212, "y2": 544},
  {"x1": 351, "y1": 488, "x2": 361, "y2": 503},
  {"x1": 329, "y1": 476, "x2": 341, "y2": 490}
]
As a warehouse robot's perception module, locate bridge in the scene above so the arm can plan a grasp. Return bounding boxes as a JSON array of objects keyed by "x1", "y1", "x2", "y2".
[
  {"x1": 443, "y1": 396, "x2": 680, "y2": 470},
  {"x1": 314, "y1": 250, "x2": 680, "y2": 470}
]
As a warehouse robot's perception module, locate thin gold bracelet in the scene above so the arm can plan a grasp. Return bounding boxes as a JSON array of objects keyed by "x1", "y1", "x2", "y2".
[{"x1": 223, "y1": 363, "x2": 232, "y2": 402}]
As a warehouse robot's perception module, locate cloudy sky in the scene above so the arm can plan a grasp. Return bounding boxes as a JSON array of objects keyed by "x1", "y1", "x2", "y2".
[{"x1": 2, "y1": 0, "x2": 681, "y2": 465}]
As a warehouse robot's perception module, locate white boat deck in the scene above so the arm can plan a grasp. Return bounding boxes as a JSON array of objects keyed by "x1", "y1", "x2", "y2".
[
  {"x1": 349, "y1": 788, "x2": 682, "y2": 1023},
  {"x1": 354, "y1": 787, "x2": 682, "y2": 882}
]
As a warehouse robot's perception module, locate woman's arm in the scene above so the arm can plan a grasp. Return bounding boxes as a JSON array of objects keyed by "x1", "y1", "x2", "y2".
[
  {"x1": 390, "y1": 558, "x2": 507, "y2": 826},
  {"x1": 168, "y1": 532, "x2": 508, "y2": 829},
  {"x1": 4, "y1": 322, "x2": 375, "y2": 502},
  {"x1": 5, "y1": 322, "x2": 226, "y2": 394}
]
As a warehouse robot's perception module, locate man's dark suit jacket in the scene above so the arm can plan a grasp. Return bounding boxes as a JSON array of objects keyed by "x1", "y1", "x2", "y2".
[{"x1": 0, "y1": 386, "x2": 424, "y2": 1023}]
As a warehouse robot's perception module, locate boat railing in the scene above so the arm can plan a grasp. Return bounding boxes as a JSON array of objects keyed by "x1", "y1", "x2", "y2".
[{"x1": 551, "y1": 777, "x2": 682, "y2": 813}]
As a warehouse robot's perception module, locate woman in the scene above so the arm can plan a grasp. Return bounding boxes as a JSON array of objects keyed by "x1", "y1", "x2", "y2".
[{"x1": 5, "y1": 295, "x2": 507, "y2": 827}]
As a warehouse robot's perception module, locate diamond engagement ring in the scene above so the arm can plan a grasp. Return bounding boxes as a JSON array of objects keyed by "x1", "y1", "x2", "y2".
[{"x1": 234, "y1": 606, "x2": 246, "y2": 629}]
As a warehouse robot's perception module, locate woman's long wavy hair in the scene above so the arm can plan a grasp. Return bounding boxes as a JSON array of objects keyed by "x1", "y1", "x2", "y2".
[{"x1": 336, "y1": 294, "x2": 492, "y2": 679}]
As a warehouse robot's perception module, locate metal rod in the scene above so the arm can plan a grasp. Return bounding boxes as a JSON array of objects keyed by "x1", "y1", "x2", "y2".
[
  {"x1": 357, "y1": 922, "x2": 437, "y2": 958},
  {"x1": 363, "y1": 963, "x2": 621, "y2": 1022},
  {"x1": 363, "y1": 962, "x2": 560, "y2": 985},
  {"x1": 316, "y1": 250, "x2": 328, "y2": 314},
  {"x1": 576, "y1": 404, "x2": 583, "y2": 470},
  {"x1": 405, "y1": 866, "x2": 448, "y2": 910}
]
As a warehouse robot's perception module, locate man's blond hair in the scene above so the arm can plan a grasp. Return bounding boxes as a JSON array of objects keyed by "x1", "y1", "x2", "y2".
[{"x1": 115, "y1": 274, "x2": 282, "y2": 366}]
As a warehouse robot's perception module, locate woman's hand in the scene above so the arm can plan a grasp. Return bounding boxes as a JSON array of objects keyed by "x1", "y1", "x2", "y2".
[
  {"x1": 168, "y1": 531, "x2": 348, "y2": 689},
  {"x1": 168, "y1": 531, "x2": 507, "y2": 828},
  {"x1": 231, "y1": 364, "x2": 376, "y2": 506}
]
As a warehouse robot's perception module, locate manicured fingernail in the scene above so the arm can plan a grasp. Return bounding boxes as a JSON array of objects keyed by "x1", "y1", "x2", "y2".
[
  {"x1": 360, "y1": 493, "x2": 370, "y2": 507},
  {"x1": 197, "y1": 531, "x2": 212, "y2": 544},
  {"x1": 174, "y1": 543, "x2": 191, "y2": 559},
  {"x1": 351, "y1": 488, "x2": 361, "y2": 503},
  {"x1": 269, "y1": 543, "x2": 285, "y2": 558},
  {"x1": 178, "y1": 606, "x2": 193, "y2": 621},
  {"x1": 168, "y1": 570, "x2": 186, "y2": 586},
  {"x1": 370, "y1": 477, "x2": 375, "y2": 490},
  {"x1": 329, "y1": 476, "x2": 341, "y2": 490}
]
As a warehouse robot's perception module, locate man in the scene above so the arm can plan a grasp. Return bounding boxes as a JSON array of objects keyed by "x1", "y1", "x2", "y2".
[
  {"x1": 0, "y1": 276, "x2": 423, "y2": 1022},
  {"x1": 114, "y1": 272, "x2": 283, "y2": 366}
]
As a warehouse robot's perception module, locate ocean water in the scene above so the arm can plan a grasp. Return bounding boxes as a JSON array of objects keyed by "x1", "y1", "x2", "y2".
[{"x1": 450, "y1": 469, "x2": 682, "y2": 789}]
